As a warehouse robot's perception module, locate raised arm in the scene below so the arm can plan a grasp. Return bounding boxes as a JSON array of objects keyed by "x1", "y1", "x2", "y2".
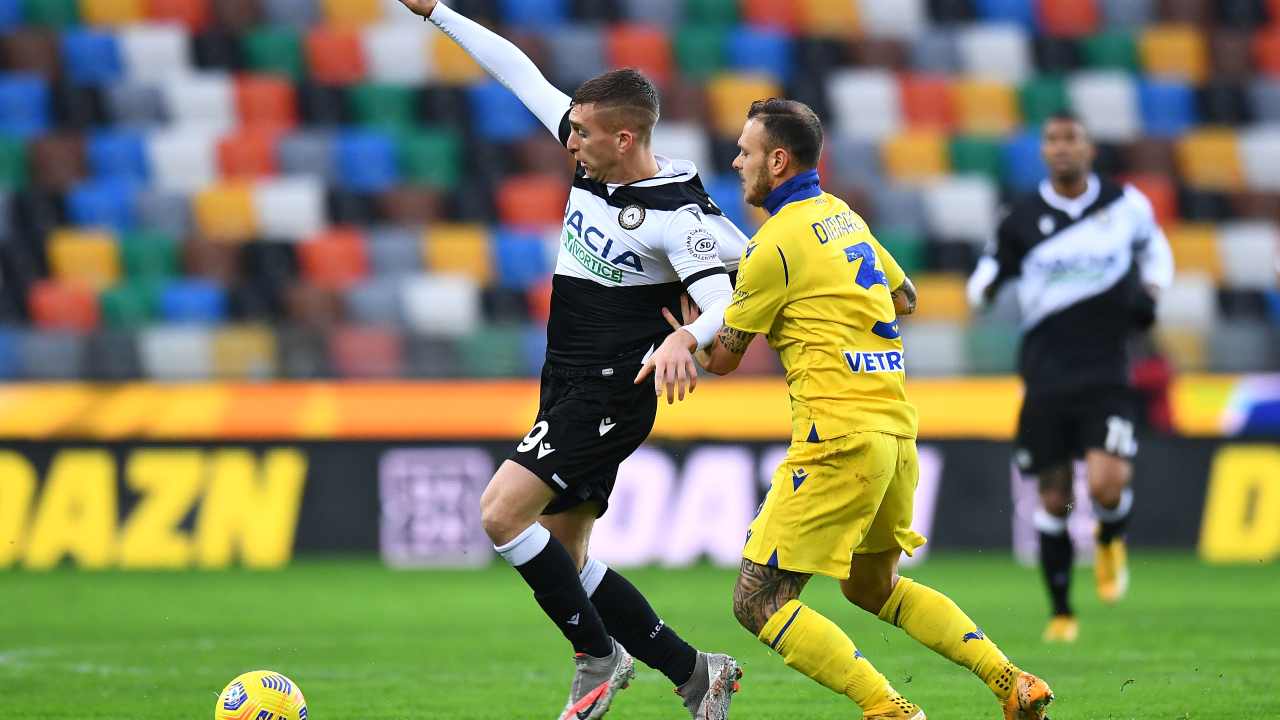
[{"x1": 399, "y1": 0, "x2": 571, "y2": 138}]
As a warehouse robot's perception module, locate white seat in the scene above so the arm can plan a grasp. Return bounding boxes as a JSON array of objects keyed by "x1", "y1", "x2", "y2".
[
  {"x1": 901, "y1": 321, "x2": 966, "y2": 376},
  {"x1": 253, "y1": 176, "x2": 327, "y2": 241},
  {"x1": 827, "y1": 69, "x2": 902, "y2": 141},
  {"x1": 923, "y1": 176, "x2": 998, "y2": 244},
  {"x1": 140, "y1": 324, "x2": 212, "y2": 380},
  {"x1": 956, "y1": 23, "x2": 1031, "y2": 84},
  {"x1": 857, "y1": 0, "x2": 927, "y2": 40},
  {"x1": 1217, "y1": 221, "x2": 1279, "y2": 290},
  {"x1": 363, "y1": 22, "x2": 433, "y2": 84},
  {"x1": 119, "y1": 23, "x2": 191, "y2": 83},
  {"x1": 162, "y1": 72, "x2": 235, "y2": 134},
  {"x1": 146, "y1": 128, "x2": 217, "y2": 194},
  {"x1": 1239, "y1": 125, "x2": 1280, "y2": 192},
  {"x1": 652, "y1": 123, "x2": 711, "y2": 178},
  {"x1": 1156, "y1": 272, "x2": 1217, "y2": 328},
  {"x1": 400, "y1": 272, "x2": 480, "y2": 337},
  {"x1": 1067, "y1": 71, "x2": 1140, "y2": 142}
]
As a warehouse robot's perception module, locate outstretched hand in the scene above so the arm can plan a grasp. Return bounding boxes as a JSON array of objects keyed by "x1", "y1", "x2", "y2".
[
  {"x1": 398, "y1": 0, "x2": 438, "y2": 18},
  {"x1": 634, "y1": 312, "x2": 699, "y2": 405}
]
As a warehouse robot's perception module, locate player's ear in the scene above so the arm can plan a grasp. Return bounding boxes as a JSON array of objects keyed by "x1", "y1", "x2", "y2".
[
  {"x1": 770, "y1": 147, "x2": 789, "y2": 177},
  {"x1": 616, "y1": 128, "x2": 634, "y2": 154}
]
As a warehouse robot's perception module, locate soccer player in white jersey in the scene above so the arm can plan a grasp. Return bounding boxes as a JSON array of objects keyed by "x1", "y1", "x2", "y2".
[{"x1": 398, "y1": 2, "x2": 748, "y2": 719}]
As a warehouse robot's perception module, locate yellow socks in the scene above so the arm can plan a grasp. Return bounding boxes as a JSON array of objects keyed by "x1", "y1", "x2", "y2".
[
  {"x1": 758, "y1": 599, "x2": 896, "y2": 710},
  {"x1": 877, "y1": 577, "x2": 1018, "y2": 700}
]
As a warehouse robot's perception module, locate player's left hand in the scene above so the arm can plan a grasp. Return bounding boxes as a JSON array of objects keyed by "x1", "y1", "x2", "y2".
[{"x1": 634, "y1": 325, "x2": 699, "y2": 404}]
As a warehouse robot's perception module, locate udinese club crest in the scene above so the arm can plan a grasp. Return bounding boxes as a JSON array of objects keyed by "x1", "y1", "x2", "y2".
[{"x1": 618, "y1": 204, "x2": 645, "y2": 230}]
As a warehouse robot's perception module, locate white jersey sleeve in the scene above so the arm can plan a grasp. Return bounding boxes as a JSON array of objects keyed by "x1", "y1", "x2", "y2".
[
  {"x1": 429, "y1": 2, "x2": 571, "y2": 140},
  {"x1": 1124, "y1": 185, "x2": 1174, "y2": 290},
  {"x1": 664, "y1": 207, "x2": 732, "y2": 348}
]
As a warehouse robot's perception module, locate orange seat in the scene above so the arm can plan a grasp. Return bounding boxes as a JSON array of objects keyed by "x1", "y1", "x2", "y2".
[
  {"x1": 707, "y1": 73, "x2": 783, "y2": 138},
  {"x1": 606, "y1": 25, "x2": 672, "y2": 87},
  {"x1": 319, "y1": 0, "x2": 382, "y2": 26},
  {"x1": 1255, "y1": 29, "x2": 1280, "y2": 77},
  {"x1": 306, "y1": 27, "x2": 366, "y2": 85},
  {"x1": 497, "y1": 174, "x2": 569, "y2": 227},
  {"x1": 299, "y1": 228, "x2": 369, "y2": 290},
  {"x1": 1165, "y1": 224, "x2": 1222, "y2": 282},
  {"x1": 1140, "y1": 24, "x2": 1208, "y2": 83},
  {"x1": 48, "y1": 229, "x2": 120, "y2": 289},
  {"x1": 742, "y1": 0, "x2": 800, "y2": 34},
  {"x1": 882, "y1": 131, "x2": 949, "y2": 184},
  {"x1": 952, "y1": 79, "x2": 1019, "y2": 135},
  {"x1": 425, "y1": 224, "x2": 492, "y2": 285},
  {"x1": 1177, "y1": 129, "x2": 1244, "y2": 191},
  {"x1": 1122, "y1": 174, "x2": 1177, "y2": 227},
  {"x1": 147, "y1": 0, "x2": 211, "y2": 30},
  {"x1": 235, "y1": 74, "x2": 298, "y2": 130},
  {"x1": 799, "y1": 0, "x2": 859, "y2": 37},
  {"x1": 330, "y1": 325, "x2": 403, "y2": 378},
  {"x1": 193, "y1": 182, "x2": 258, "y2": 241},
  {"x1": 29, "y1": 280, "x2": 100, "y2": 331},
  {"x1": 907, "y1": 274, "x2": 969, "y2": 322},
  {"x1": 899, "y1": 74, "x2": 955, "y2": 131},
  {"x1": 217, "y1": 128, "x2": 279, "y2": 179},
  {"x1": 81, "y1": 0, "x2": 145, "y2": 25},
  {"x1": 527, "y1": 277, "x2": 552, "y2": 323},
  {"x1": 1037, "y1": 0, "x2": 1098, "y2": 38}
]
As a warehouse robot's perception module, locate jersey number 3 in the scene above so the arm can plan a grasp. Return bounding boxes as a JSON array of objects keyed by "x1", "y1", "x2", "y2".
[{"x1": 843, "y1": 242, "x2": 900, "y2": 340}]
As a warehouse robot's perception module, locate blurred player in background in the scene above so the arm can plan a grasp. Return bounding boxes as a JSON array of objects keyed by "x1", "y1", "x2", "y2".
[
  {"x1": 967, "y1": 112, "x2": 1175, "y2": 642},
  {"x1": 398, "y1": 1, "x2": 747, "y2": 718},
  {"x1": 650, "y1": 99, "x2": 1054, "y2": 720}
]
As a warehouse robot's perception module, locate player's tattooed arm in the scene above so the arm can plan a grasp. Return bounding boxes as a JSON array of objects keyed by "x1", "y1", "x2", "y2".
[
  {"x1": 718, "y1": 325, "x2": 753, "y2": 354},
  {"x1": 892, "y1": 277, "x2": 917, "y2": 316},
  {"x1": 732, "y1": 558, "x2": 812, "y2": 635},
  {"x1": 698, "y1": 324, "x2": 754, "y2": 376}
]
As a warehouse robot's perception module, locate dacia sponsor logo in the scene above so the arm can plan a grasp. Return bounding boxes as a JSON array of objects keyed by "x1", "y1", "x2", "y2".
[
  {"x1": 1028, "y1": 252, "x2": 1120, "y2": 283},
  {"x1": 563, "y1": 208, "x2": 645, "y2": 283},
  {"x1": 843, "y1": 349, "x2": 905, "y2": 373}
]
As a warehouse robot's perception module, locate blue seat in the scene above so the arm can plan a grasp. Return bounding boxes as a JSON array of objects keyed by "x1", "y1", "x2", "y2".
[
  {"x1": 60, "y1": 29, "x2": 123, "y2": 86},
  {"x1": 88, "y1": 130, "x2": 149, "y2": 181},
  {"x1": 0, "y1": 73, "x2": 50, "y2": 137},
  {"x1": 468, "y1": 81, "x2": 539, "y2": 142},
  {"x1": 726, "y1": 28, "x2": 792, "y2": 83},
  {"x1": 159, "y1": 280, "x2": 228, "y2": 323},
  {"x1": 498, "y1": 0, "x2": 569, "y2": 29},
  {"x1": 0, "y1": 327, "x2": 20, "y2": 379},
  {"x1": 493, "y1": 228, "x2": 549, "y2": 290},
  {"x1": 0, "y1": 0, "x2": 21, "y2": 32},
  {"x1": 520, "y1": 325, "x2": 547, "y2": 376},
  {"x1": 334, "y1": 130, "x2": 398, "y2": 193},
  {"x1": 704, "y1": 174, "x2": 752, "y2": 233},
  {"x1": 278, "y1": 131, "x2": 336, "y2": 180},
  {"x1": 1139, "y1": 80, "x2": 1195, "y2": 138},
  {"x1": 911, "y1": 31, "x2": 961, "y2": 74},
  {"x1": 1266, "y1": 290, "x2": 1280, "y2": 326},
  {"x1": 974, "y1": 0, "x2": 1036, "y2": 28},
  {"x1": 67, "y1": 179, "x2": 139, "y2": 231},
  {"x1": 1002, "y1": 130, "x2": 1046, "y2": 193}
]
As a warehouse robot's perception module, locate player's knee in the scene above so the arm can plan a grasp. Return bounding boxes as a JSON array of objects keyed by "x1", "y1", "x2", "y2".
[
  {"x1": 841, "y1": 575, "x2": 894, "y2": 614},
  {"x1": 478, "y1": 489, "x2": 522, "y2": 545},
  {"x1": 1040, "y1": 489, "x2": 1072, "y2": 517}
]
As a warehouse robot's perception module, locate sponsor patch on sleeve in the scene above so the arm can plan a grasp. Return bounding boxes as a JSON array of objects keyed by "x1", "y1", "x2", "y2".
[{"x1": 685, "y1": 227, "x2": 719, "y2": 261}]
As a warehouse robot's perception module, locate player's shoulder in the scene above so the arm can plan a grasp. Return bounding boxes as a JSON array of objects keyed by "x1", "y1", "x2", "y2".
[{"x1": 600, "y1": 157, "x2": 723, "y2": 217}]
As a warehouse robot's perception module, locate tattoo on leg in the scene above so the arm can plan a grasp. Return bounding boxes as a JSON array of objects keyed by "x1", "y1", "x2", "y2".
[{"x1": 732, "y1": 558, "x2": 812, "y2": 635}]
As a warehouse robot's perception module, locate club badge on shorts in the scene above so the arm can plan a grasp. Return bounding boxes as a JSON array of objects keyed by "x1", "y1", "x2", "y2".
[{"x1": 619, "y1": 204, "x2": 645, "y2": 230}]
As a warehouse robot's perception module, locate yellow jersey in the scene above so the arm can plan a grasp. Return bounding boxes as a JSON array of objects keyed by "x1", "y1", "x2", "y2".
[{"x1": 725, "y1": 190, "x2": 918, "y2": 442}]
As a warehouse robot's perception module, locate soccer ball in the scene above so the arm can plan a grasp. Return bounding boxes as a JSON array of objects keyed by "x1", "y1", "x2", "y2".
[{"x1": 214, "y1": 670, "x2": 308, "y2": 720}]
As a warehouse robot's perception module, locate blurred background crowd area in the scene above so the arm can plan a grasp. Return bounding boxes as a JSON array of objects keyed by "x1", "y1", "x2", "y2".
[{"x1": 0, "y1": 0, "x2": 1278, "y2": 382}]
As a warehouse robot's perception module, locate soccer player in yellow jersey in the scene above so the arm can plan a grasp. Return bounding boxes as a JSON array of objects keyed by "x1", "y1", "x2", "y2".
[{"x1": 645, "y1": 99, "x2": 1056, "y2": 719}]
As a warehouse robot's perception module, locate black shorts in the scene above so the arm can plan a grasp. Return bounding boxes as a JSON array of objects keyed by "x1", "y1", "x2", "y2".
[
  {"x1": 507, "y1": 363, "x2": 657, "y2": 517},
  {"x1": 1015, "y1": 385, "x2": 1138, "y2": 475}
]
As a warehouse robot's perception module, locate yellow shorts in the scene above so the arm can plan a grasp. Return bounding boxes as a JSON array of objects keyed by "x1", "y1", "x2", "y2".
[{"x1": 742, "y1": 431, "x2": 927, "y2": 580}]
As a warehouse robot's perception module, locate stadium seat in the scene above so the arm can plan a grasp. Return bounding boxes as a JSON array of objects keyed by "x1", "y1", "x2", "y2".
[
  {"x1": 1157, "y1": 272, "x2": 1217, "y2": 328},
  {"x1": 344, "y1": 276, "x2": 402, "y2": 325},
  {"x1": 495, "y1": 0, "x2": 567, "y2": 28},
  {"x1": 147, "y1": 128, "x2": 217, "y2": 194},
  {"x1": 828, "y1": 136, "x2": 882, "y2": 188},
  {"x1": 1210, "y1": 29, "x2": 1254, "y2": 81},
  {"x1": 0, "y1": 73, "x2": 50, "y2": 137},
  {"x1": 496, "y1": 174, "x2": 567, "y2": 228},
  {"x1": 1037, "y1": 0, "x2": 1098, "y2": 38},
  {"x1": 3, "y1": 28, "x2": 62, "y2": 78},
  {"x1": 673, "y1": 26, "x2": 727, "y2": 80},
  {"x1": 1019, "y1": 74, "x2": 1068, "y2": 125},
  {"x1": 129, "y1": 190, "x2": 187, "y2": 238},
  {"x1": 193, "y1": 183, "x2": 257, "y2": 241},
  {"x1": 874, "y1": 227, "x2": 924, "y2": 274},
  {"x1": 48, "y1": 228, "x2": 120, "y2": 289},
  {"x1": 1218, "y1": 222, "x2": 1280, "y2": 289},
  {"x1": 1138, "y1": 79, "x2": 1196, "y2": 138},
  {"x1": 973, "y1": 0, "x2": 1034, "y2": 27},
  {"x1": 235, "y1": 74, "x2": 297, "y2": 129},
  {"x1": 726, "y1": 27, "x2": 792, "y2": 83},
  {"x1": 1166, "y1": 224, "x2": 1223, "y2": 282},
  {"x1": 119, "y1": 23, "x2": 191, "y2": 82},
  {"x1": 741, "y1": 0, "x2": 799, "y2": 33},
  {"x1": 17, "y1": 330, "x2": 85, "y2": 379},
  {"x1": 148, "y1": 0, "x2": 211, "y2": 29},
  {"x1": 298, "y1": 228, "x2": 368, "y2": 290},
  {"x1": 0, "y1": 0, "x2": 21, "y2": 30},
  {"x1": 264, "y1": 0, "x2": 319, "y2": 26},
  {"x1": 87, "y1": 129, "x2": 148, "y2": 181},
  {"x1": 650, "y1": 123, "x2": 711, "y2": 176},
  {"x1": 606, "y1": 25, "x2": 671, "y2": 87},
  {"x1": 882, "y1": 130, "x2": 948, "y2": 184},
  {"x1": 1033, "y1": 36, "x2": 1083, "y2": 73},
  {"x1": 900, "y1": 321, "x2": 966, "y2": 375},
  {"x1": 430, "y1": 27, "x2": 485, "y2": 83},
  {"x1": 908, "y1": 273, "x2": 970, "y2": 321},
  {"x1": 163, "y1": 72, "x2": 236, "y2": 133},
  {"x1": 952, "y1": 78, "x2": 1020, "y2": 134},
  {"x1": 192, "y1": 28, "x2": 242, "y2": 71},
  {"x1": 1239, "y1": 126, "x2": 1280, "y2": 191},
  {"x1": 1098, "y1": 0, "x2": 1153, "y2": 28},
  {"x1": 335, "y1": 130, "x2": 398, "y2": 193},
  {"x1": 858, "y1": 0, "x2": 926, "y2": 39},
  {"x1": 950, "y1": 135, "x2": 1003, "y2": 182},
  {"x1": 306, "y1": 26, "x2": 366, "y2": 85},
  {"x1": 870, "y1": 185, "x2": 926, "y2": 233},
  {"x1": 828, "y1": 69, "x2": 902, "y2": 141},
  {"x1": 0, "y1": 135, "x2": 26, "y2": 188},
  {"x1": 965, "y1": 317, "x2": 1020, "y2": 373},
  {"x1": 23, "y1": 0, "x2": 79, "y2": 27},
  {"x1": 243, "y1": 26, "x2": 304, "y2": 79},
  {"x1": 1124, "y1": 174, "x2": 1178, "y2": 226},
  {"x1": 59, "y1": 28, "x2": 121, "y2": 84},
  {"x1": 218, "y1": 128, "x2": 279, "y2": 179},
  {"x1": 707, "y1": 73, "x2": 783, "y2": 138},
  {"x1": 1257, "y1": 28, "x2": 1280, "y2": 77},
  {"x1": 140, "y1": 324, "x2": 213, "y2": 379},
  {"x1": 30, "y1": 133, "x2": 85, "y2": 192},
  {"x1": 0, "y1": 328, "x2": 19, "y2": 379},
  {"x1": 158, "y1": 279, "x2": 227, "y2": 322},
  {"x1": 67, "y1": 178, "x2": 138, "y2": 231},
  {"x1": 1177, "y1": 129, "x2": 1244, "y2": 191},
  {"x1": 367, "y1": 226, "x2": 422, "y2": 277},
  {"x1": 254, "y1": 176, "x2": 326, "y2": 240},
  {"x1": 210, "y1": 324, "x2": 276, "y2": 378},
  {"x1": 1080, "y1": 29, "x2": 1138, "y2": 71},
  {"x1": 319, "y1": 0, "x2": 380, "y2": 25},
  {"x1": 28, "y1": 279, "x2": 100, "y2": 330},
  {"x1": 1207, "y1": 321, "x2": 1278, "y2": 373},
  {"x1": 378, "y1": 185, "x2": 444, "y2": 226},
  {"x1": 348, "y1": 82, "x2": 416, "y2": 132},
  {"x1": 363, "y1": 21, "x2": 431, "y2": 84},
  {"x1": 685, "y1": 0, "x2": 737, "y2": 25},
  {"x1": 425, "y1": 224, "x2": 492, "y2": 284},
  {"x1": 329, "y1": 324, "x2": 402, "y2": 377},
  {"x1": 957, "y1": 23, "x2": 1032, "y2": 83},
  {"x1": 467, "y1": 81, "x2": 539, "y2": 142},
  {"x1": 120, "y1": 229, "x2": 178, "y2": 279},
  {"x1": 80, "y1": 0, "x2": 145, "y2": 25},
  {"x1": 910, "y1": 29, "x2": 960, "y2": 73},
  {"x1": 103, "y1": 82, "x2": 166, "y2": 128},
  {"x1": 1068, "y1": 70, "x2": 1140, "y2": 141},
  {"x1": 492, "y1": 228, "x2": 550, "y2": 290},
  {"x1": 1140, "y1": 25, "x2": 1207, "y2": 83},
  {"x1": 277, "y1": 130, "x2": 335, "y2": 180},
  {"x1": 899, "y1": 74, "x2": 955, "y2": 130},
  {"x1": 923, "y1": 176, "x2": 998, "y2": 244},
  {"x1": 456, "y1": 325, "x2": 527, "y2": 377},
  {"x1": 99, "y1": 280, "x2": 155, "y2": 327},
  {"x1": 400, "y1": 273, "x2": 481, "y2": 343},
  {"x1": 545, "y1": 25, "x2": 607, "y2": 90}
]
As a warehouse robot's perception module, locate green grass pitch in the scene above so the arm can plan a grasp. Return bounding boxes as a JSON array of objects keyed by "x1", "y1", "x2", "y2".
[{"x1": 4, "y1": 553, "x2": 1277, "y2": 719}]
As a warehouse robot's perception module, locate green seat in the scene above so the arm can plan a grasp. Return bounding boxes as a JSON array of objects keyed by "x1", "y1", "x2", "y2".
[
  {"x1": 22, "y1": 0, "x2": 78, "y2": 27},
  {"x1": 459, "y1": 326, "x2": 527, "y2": 378},
  {"x1": 949, "y1": 136, "x2": 1003, "y2": 183},
  {"x1": 0, "y1": 135, "x2": 27, "y2": 189},
  {"x1": 350, "y1": 83, "x2": 417, "y2": 133},
  {"x1": 1081, "y1": 31, "x2": 1138, "y2": 71},
  {"x1": 100, "y1": 281, "x2": 157, "y2": 329},
  {"x1": 399, "y1": 129, "x2": 461, "y2": 190},
  {"x1": 120, "y1": 230, "x2": 178, "y2": 280},
  {"x1": 1019, "y1": 75, "x2": 1069, "y2": 127},
  {"x1": 243, "y1": 28, "x2": 304, "y2": 80},
  {"x1": 965, "y1": 320, "x2": 1020, "y2": 374},
  {"x1": 874, "y1": 228, "x2": 925, "y2": 276},
  {"x1": 685, "y1": 0, "x2": 738, "y2": 25},
  {"x1": 673, "y1": 26, "x2": 727, "y2": 80}
]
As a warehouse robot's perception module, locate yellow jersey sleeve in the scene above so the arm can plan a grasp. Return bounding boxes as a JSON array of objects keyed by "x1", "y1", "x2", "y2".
[
  {"x1": 869, "y1": 234, "x2": 906, "y2": 292},
  {"x1": 725, "y1": 234, "x2": 789, "y2": 335}
]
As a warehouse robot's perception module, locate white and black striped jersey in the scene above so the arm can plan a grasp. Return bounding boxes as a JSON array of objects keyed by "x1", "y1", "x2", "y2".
[{"x1": 968, "y1": 175, "x2": 1174, "y2": 396}]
